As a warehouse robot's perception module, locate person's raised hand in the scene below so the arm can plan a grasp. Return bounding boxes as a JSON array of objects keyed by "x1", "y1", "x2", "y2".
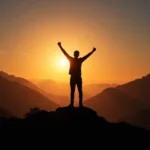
[
  {"x1": 58, "y1": 42, "x2": 61, "y2": 46},
  {"x1": 93, "y1": 47, "x2": 96, "y2": 52}
]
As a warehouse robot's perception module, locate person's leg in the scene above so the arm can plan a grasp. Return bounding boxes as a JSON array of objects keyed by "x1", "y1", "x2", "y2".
[
  {"x1": 70, "y1": 81, "x2": 76, "y2": 107},
  {"x1": 77, "y1": 79, "x2": 83, "y2": 107}
]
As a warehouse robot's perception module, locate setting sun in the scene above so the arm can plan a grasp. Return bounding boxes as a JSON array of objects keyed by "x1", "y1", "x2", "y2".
[{"x1": 59, "y1": 58, "x2": 68, "y2": 67}]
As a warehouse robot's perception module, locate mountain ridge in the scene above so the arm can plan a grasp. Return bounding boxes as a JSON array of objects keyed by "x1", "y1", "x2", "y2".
[
  {"x1": 0, "y1": 74, "x2": 59, "y2": 117},
  {"x1": 84, "y1": 74, "x2": 150, "y2": 130}
]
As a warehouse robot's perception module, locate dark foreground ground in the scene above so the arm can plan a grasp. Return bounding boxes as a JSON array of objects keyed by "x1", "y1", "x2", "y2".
[{"x1": 0, "y1": 106, "x2": 150, "y2": 148}]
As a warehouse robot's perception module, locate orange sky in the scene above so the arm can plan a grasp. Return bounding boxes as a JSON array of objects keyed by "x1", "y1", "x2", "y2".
[{"x1": 0, "y1": 0, "x2": 150, "y2": 84}]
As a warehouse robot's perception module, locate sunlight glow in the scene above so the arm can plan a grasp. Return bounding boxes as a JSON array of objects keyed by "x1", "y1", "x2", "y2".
[{"x1": 59, "y1": 58, "x2": 68, "y2": 67}]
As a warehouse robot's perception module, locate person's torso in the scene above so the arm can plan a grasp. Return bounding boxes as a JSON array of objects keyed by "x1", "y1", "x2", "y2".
[{"x1": 69, "y1": 58, "x2": 82, "y2": 76}]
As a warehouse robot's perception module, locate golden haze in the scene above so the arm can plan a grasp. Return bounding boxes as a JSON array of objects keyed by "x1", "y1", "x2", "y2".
[{"x1": 0, "y1": 0, "x2": 149, "y2": 84}]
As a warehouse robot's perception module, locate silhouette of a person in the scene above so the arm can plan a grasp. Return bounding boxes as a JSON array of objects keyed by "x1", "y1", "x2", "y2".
[{"x1": 58, "y1": 42, "x2": 96, "y2": 107}]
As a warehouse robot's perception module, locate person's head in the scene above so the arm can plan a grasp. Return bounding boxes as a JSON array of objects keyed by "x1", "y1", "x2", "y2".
[{"x1": 74, "y1": 50, "x2": 80, "y2": 58}]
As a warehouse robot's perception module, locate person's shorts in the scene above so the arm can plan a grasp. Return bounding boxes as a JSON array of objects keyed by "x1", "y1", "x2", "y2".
[{"x1": 70, "y1": 75, "x2": 82, "y2": 84}]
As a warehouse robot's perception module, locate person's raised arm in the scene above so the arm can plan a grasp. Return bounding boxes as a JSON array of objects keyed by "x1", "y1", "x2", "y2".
[
  {"x1": 81, "y1": 47, "x2": 96, "y2": 62},
  {"x1": 57, "y1": 42, "x2": 71, "y2": 60}
]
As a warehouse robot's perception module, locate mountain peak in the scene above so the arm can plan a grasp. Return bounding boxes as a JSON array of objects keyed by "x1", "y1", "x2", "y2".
[
  {"x1": 25, "y1": 106, "x2": 103, "y2": 125},
  {"x1": 0, "y1": 106, "x2": 149, "y2": 148}
]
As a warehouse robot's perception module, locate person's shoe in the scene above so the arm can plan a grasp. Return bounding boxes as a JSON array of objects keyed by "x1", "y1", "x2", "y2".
[
  {"x1": 68, "y1": 104, "x2": 74, "y2": 107},
  {"x1": 79, "y1": 104, "x2": 83, "y2": 107}
]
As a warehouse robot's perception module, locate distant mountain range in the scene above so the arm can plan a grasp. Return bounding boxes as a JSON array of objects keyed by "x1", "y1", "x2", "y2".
[
  {"x1": 83, "y1": 83, "x2": 118, "y2": 98},
  {"x1": 36, "y1": 79, "x2": 118, "y2": 106},
  {"x1": 84, "y1": 74, "x2": 150, "y2": 130},
  {"x1": 1, "y1": 71, "x2": 150, "y2": 131},
  {"x1": 0, "y1": 71, "x2": 47, "y2": 95},
  {"x1": 0, "y1": 71, "x2": 59, "y2": 117}
]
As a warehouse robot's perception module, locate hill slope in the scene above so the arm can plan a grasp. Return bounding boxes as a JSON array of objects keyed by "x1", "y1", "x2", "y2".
[
  {"x1": 0, "y1": 107, "x2": 13, "y2": 117},
  {"x1": 0, "y1": 71, "x2": 66, "y2": 107},
  {"x1": 123, "y1": 108, "x2": 150, "y2": 130},
  {"x1": 0, "y1": 71, "x2": 49, "y2": 96},
  {"x1": 116, "y1": 74, "x2": 150, "y2": 105},
  {"x1": 84, "y1": 74, "x2": 150, "y2": 127},
  {"x1": 0, "y1": 76, "x2": 59, "y2": 117},
  {"x1": 84, "y1": 87, "x2": 144, "y2": 121}
]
